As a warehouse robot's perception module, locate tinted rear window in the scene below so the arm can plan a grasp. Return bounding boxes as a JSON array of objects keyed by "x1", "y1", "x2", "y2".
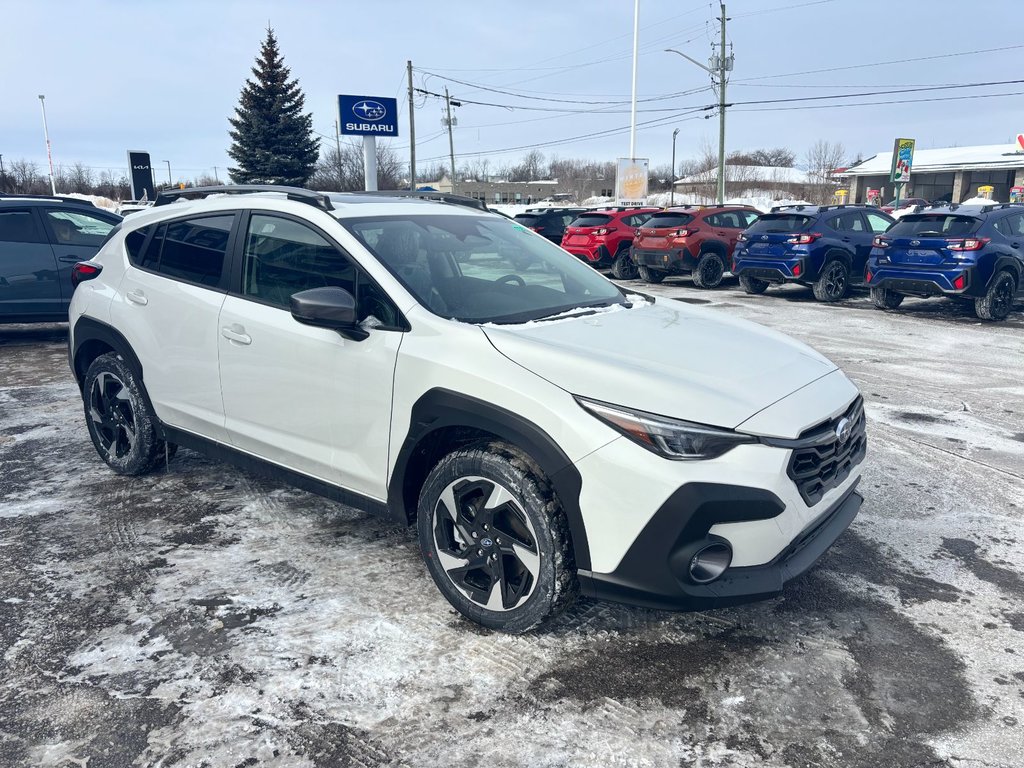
[
  {"x1": 746, "y1": 214, "x2": 812, "y2": 233},
  {"x1": 569, "y1": 214, "x2": 612, "y2": 227},
  {"x1": 644, "y1": 213, "x2": 695, "y2": 228},
  {"x1": 513, "y1": 215, "x2": 542, "y2": 226},
  {"x1": 887, "y1": 215, "x2": 981, "y2": 237}
]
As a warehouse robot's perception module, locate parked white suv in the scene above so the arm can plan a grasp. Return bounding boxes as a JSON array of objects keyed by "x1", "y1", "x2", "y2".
[{"x1": 69, "y1": 185, "x2": 866, "y2": 633}]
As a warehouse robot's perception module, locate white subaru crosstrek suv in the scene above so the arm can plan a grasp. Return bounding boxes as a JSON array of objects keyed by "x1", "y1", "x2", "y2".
[{"x1": 68, "y1": 185, "x2": 866, "y2": 633}]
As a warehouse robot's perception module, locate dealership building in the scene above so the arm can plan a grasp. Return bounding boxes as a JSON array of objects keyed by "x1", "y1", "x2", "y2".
[{"x1": 840, "y1": 142, "x2": 1024, "y2": 203}]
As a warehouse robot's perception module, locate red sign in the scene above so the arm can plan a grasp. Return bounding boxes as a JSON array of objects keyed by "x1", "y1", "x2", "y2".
[{"x1": 1017, "y1": 133, "x2": 1024, "y2": 151}]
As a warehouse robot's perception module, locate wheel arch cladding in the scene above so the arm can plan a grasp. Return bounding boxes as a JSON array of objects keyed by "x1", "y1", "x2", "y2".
[
  {"x1": 389, "y1": 388, "x2": 591, "y2": 570},
  {"x1": 72, "y1": 317, "x2": 145, "y2": 389},
  {"x1": 826, "y1": 247, "x2": 853, "y2": 267},
  {"x1": 699, "y1": 239, "x2": 728, "y2": 257}
]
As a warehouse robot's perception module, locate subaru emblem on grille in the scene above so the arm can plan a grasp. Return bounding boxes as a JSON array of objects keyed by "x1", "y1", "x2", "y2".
[
  {"x1": 910, "y1": 239, "x2": 921, "y2": 246},
  {"x1": 761, "y1": 235, "x2": 768, "y2": 240},
  {"x1": 835, "y1": 417, "x2": 852, "y2": 445}
]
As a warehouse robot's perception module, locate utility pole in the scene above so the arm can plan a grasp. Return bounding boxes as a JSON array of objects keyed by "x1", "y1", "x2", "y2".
[
  {"x1": 665, "y1": 2, "x2": 732, "y2": 205},
  {"x1": 444, "y1": 86, "x2": 457, "y2": 195},
  {"x1": 407, "y1": 60, "x2": 416, "y2": 191},
  {"x1": 334, "y1": 120, "x2": 344, "y2": 189},
  {"x1": 213, "y1": 166, "x2": 220, "y2": 183},
  {"x1": 0, "y1": 154, "x2": 6, "y2": 193},
  {"x1": 716, "y1": 2, "x2": 728, "y2": 205},
  {"x1": 163, "y1": 160, "x2": 172, "y2": 186},
  {"x1": 670, "y1": 128, "x2": 680, "y2": 207}
]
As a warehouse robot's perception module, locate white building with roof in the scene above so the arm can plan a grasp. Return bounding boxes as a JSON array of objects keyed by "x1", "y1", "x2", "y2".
[{"x1": 839, "y1": 143, "x2": 1024, "y2": 204}]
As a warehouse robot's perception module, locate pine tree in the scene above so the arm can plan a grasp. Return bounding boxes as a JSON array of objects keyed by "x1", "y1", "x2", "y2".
[{"x1": 227, "y1": 28, "x2": 320, "y2": 185}]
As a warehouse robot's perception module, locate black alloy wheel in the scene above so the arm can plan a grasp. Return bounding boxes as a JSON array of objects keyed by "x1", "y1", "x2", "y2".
[
  {"x1": 611, "y1": 249, "x2": 639, "y2": 280},
  {"x1": 88, "y1": 371, "x2": 137, "y2": 460},
  {"x1": 638, "y1": 264, "x2": 665, "y2": 284},
  {"x1": 870, "y1": 286, "x2": 904, "y2": 310},
  {"x1": 430, "y1": 477, "x2": 540, "y2": 612},
  {"x1": 975, "y1": 270, "x2": 1017, "y2": 321},
  {"x1": 417, "y1": 441, "x2": 576, "y2": 632},
  {"x1": 692, "y1": 252, "x2": 725, "y2": 289},
  {"x1": 813, "y1": 259, "x2": 850, "y2": 302}
]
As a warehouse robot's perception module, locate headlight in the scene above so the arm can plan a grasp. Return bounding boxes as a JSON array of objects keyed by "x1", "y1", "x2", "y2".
[{"x1": 576, "y1": 397, "x2": 756, "y2": 460}]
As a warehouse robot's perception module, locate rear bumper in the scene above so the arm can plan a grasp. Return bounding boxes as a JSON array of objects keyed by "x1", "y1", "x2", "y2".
[
  {"x1": 632, "y1": 246, "x2": 699, "y2": 272},
  {"x1": 732, "y1": 253, "x2": 810, "y2": 281},
  {"x1": 564, "y1": 244, "x2": 611, "y2": 265},
  {"x1": 578, "y1": 481, "x2": 862, "y2": 611},
  {"x1": 866, "y1": 264, "x2": 975, "y2": 296}
]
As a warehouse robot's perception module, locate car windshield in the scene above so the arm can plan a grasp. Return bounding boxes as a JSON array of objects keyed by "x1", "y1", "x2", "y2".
[
  {"x1": 342, "y1": 214, "x2": 626, "y2": 324},
  {"x1": 568, "y1": 214, "x2": 613, "y2": 227},
  {"x1": 644, "y1": 213, "x2": 695, "y2": 228},
  {"x1": 513, "y1": 215, "x2": 543, "y2": 227},
  {"x1": 886, "y1": 215, "x2": 981, "y2": 237},
  {"x1": 745, "y1": 214, "x2": 812, "y2": 233}
]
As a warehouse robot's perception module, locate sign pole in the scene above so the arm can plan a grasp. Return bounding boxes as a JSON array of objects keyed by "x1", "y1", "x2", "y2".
[{"x1": 363, "y1": 135, "x2": 378, "y2": 191}]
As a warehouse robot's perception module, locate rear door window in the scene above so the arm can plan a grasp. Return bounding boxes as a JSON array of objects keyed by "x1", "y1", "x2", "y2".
[
  {"x1": 0, "y1": 209, "x2": 45, "y2": 243},
  {"x1": 745, "y1": 214, "x2": 812, "y2": 233},
  {"x1": 864, "y1": 212, "x2": 893, "y2": 233},
  {"x1": 706, "y1": 211, "x2": 746, "y2": 228},
  {"x1": 886, "y1": 215, "x2": 981, "y2": 237},
  {"x1": 43, "y1": 209, "x2": 118, "y2": 247},
  {"x1": 644, "y1": 212, "x2": 695, "y2": 229},
  {"x1": 513, "y1": 215, "x2": 542, "y2": 228},
  {"x1": 135, "y1": 215, "x2": 234, "y2": 287},
  {"x1": 624, "y1": 212, "x2": 654, "y2": 227}
]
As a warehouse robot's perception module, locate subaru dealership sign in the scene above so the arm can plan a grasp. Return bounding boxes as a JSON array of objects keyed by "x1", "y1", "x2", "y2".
[{"x1": 338, "y1": 95, "x2": 399, "y2": 136}]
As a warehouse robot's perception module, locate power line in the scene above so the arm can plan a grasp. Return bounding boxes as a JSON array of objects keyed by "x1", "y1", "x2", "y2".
[
  {"x1": 727, "y1": 78, "x2": 1024, "y2": 107},
  {"x1": 732, "y1": 89, "x2": 1024, "y2": 113},
  {"x1": 733, "y1": 43, "x2": 1024, "y2": 83},
  {"x1": 731, "y1": 0, "x2": 836, "y2": 19}
]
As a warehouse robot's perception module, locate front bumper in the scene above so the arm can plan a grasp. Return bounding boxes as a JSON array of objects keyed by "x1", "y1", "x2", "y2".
[
  {"x1": 866, "y1": 264, "x2": 974, "y2": 296},
  {"x1": 578, "y1": 481, "x2": 861, "y2": 610},
  {"x1": 632, "y1": 246, "x2": 699, "y2": 272}
]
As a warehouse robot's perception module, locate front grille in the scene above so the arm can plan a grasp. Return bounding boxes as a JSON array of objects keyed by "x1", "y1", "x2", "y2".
[{"x1": 786, "y1": 397, "x2": 866, "y2": 506}]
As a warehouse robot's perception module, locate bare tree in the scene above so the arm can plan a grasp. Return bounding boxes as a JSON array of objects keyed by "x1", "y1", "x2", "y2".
[
  {"x1": 750, "y1": 147, "x2": 796, "y2": 167},
  {"x1": 509, "y1": 150, "x2": 546, "y2": 182},
  {"x1": 309, "y1": 140, "x2": 404, "y2": 192},
  {"x1": 7, "y1": 159, "x2": 46, "y2": 194},
  {"x1": 804, "y1": 140, "x2": 846, "y2": 204},
  {"x1": 65, "y1": 162, "x2": 95, "y2": 194}
]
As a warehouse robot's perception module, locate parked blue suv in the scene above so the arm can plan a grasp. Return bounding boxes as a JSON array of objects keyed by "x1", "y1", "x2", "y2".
[
  {"x1": 0, "y1": 195, "x2": 121, "y2": 323},
  {"x1": 865, "y1": 203, "x2": 1024, "y2": 321},
  {"x1": 732, "y1": 205, "x2": 894, "y2": 302}
]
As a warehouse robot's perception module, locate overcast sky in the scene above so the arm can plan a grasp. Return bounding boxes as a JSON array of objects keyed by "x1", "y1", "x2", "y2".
[{"x1": 2, "y1": 0, "x2": 1021, "y2": 183}]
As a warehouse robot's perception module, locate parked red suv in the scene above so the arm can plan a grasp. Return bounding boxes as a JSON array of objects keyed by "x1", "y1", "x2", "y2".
[
  {"x1": 630, "y1": 205, "x2": 761, "y2": 288},
  {"x1": 561, "y1": 207, "x2": 659, "y2": 273}
]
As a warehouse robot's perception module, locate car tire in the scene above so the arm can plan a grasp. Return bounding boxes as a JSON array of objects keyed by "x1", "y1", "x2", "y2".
[
  {"x1": 82, "y1": 352, "x2": 172, "y2": 476},
  {"x1": 417, "y1": 440, "x2": 577, "y2": 633},
  {"x1": 975, "y1": 269, "x2": 1017, "y2": 321},
  {"x1": 812, "y1": 258, "x2": 850, "y2": 302},
  {"x1": 691, "y1": 252, "x2": 725, "y2": 289},
  {"x1": 738, "y1": 274, "x2": 769, "y2": 295},
  {"x1": 610, "y1": 248, "x2": 638, "y2": 280},
  {"x1": 638, "y1": 265, "x2": 665, "y2": 284},
  {"x1": 870, "y1": 286, "x2": 904, "y2": 310}
]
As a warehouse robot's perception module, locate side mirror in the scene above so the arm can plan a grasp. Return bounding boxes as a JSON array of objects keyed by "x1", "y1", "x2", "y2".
[{"x1": 290, "y1": 287, "x2": 369, "y2": 341}]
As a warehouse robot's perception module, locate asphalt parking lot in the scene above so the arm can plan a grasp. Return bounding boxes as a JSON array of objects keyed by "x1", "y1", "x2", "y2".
[{"x1": 1, "y1": 279, "x2": 1022, "y2": 768}]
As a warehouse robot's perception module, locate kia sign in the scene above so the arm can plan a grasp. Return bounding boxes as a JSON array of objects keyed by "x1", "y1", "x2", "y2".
[
  {"x1": 338, "y1": 95, "x2": 399, "y2": 137},
  {"x1": 127, "y1": 150, "x2": 155, "y2": 201},
  {"x1": 615, "y1": 158, "x2": 649, "y2": 206}
]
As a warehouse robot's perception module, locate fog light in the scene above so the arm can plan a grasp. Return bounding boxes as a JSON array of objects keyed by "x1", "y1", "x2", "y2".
[
  {"x1": 792, "y1": 262, "x2": 803, "y2": 277},
  {"x1": 953, "y1": 273, "x2": 966, "y2": 290},
  {"x1": 688, "y1": 542, "x2": 733, "y2": 584}
]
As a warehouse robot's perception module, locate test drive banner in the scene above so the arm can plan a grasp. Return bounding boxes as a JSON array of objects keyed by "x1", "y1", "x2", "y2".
[{"x1": 127, "y1": 151, "x2": 155, "y2": 201}]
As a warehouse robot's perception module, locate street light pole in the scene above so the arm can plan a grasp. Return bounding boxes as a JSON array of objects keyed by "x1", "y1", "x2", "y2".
[
  {"x1": 670, "y1": 128, "x2": 680, "y2": 207},
  {"x1": 164, "y1": 160, "x2": 172, "y2": 186},
  {"x1": 38, "y1": 95, "x2": 57, "y2": 195}
]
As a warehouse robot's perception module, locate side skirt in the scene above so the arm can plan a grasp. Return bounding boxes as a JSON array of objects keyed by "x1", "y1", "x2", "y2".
[{"x1": 162, "y1": 425, "x2": 393, "y2": 521}]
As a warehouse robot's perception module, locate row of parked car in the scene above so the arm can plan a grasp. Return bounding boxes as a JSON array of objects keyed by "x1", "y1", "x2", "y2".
[{"x1": 514, "y1": 202, "x2": 1024, "y2": 322}]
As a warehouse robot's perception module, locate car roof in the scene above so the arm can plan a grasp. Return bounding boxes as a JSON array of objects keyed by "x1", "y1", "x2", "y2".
[
  {"x1": 767, "y1": 204, "x2": 889, "y2": 216},
  {"x1": 0, "y1": 194, "x2": 99, "y2": 208},
  {"x1": 896, "y1": 202, "x2": 1024, "y2": 217}
]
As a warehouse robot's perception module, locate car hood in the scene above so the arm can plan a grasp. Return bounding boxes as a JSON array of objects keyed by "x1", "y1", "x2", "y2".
[{"x1": 482, "y1": 299, "x2": 837, "y2": 430}]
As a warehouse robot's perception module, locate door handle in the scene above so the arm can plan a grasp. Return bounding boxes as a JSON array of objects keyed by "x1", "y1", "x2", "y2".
[
  {"x1": 126, "y1": 289, "x2": 148, "y2": 306},
  {"x1": 1012, "y1": 242, "x2": 1020, "y2": 249},
  {"x1": 841, "y1": 236, "x2": 852, "y2": 242},
  {"x1": 58, "y1": 254, "x2": 80, "y2": 264},
  {"x1": 221, "y1": 325, "x2": 252, "y2": 345}
]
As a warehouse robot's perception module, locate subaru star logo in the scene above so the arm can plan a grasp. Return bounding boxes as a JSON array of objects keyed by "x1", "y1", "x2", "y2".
[
  {"x1": 353, "y1": 100, "x2": 387, "y2": 121},
  {"x1": 910, "y1": 239, "x2": 921, "y2": 246},
  {"x1": 480, "y1": 537, "x2": 493, "y2": 548},
  {"x1": 761, "y1": 235, "x2": 769, "y2": 240},
  {"x1": 834, "y1": 417, "x2": 852, "y2": 445}
]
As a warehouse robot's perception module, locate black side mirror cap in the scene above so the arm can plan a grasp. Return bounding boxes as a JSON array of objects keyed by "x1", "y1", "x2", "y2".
[{"x1": 290, "y1": 287, "x2": 369, "y2": 341}]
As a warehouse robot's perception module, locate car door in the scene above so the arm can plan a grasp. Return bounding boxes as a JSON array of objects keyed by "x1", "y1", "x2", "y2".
[
  {"x1": 40, "y1": 207, "x2": 120, "y2": 302},
  {"x1": 0, "y1": 206, "x2": 61, "y2": 320},
  {"x1": 109, "y1": 213, "x2": 235, "y2": 443},
  {"x1": 849, "y1": 211, "x2": 889, "y2": 270},
  {"x1": 217, "y1": 211, "x2": 404, "y2": 498}
]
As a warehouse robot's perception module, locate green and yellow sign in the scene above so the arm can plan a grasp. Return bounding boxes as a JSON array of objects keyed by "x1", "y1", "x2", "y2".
[{"x1": 890, "y1": 138, "x2": 915, "y2": 184}]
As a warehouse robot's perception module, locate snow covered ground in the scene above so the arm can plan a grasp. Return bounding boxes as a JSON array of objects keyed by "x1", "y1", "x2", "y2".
[{"x1": 1, "y1": 283, "x2": 1022, "y2": 767}]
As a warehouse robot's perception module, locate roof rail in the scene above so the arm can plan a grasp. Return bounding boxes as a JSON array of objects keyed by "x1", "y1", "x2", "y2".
[
  {"x1": 153, "y1": 184, "x2": 334, "y2": 211},
  {"x1": 354, "y1": 189, "x2": 490, "y2": 211},
  {"x1": 769, "y1": 204, "x2": 808, "y2": 212},
  {"x1": 0, "y1": 193, "x2": 96, "y2": 207}
]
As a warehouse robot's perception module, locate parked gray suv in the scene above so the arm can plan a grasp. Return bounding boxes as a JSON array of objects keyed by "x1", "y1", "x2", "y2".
[{"x1": 0, "y1": 195, "x2": 120, "y2": 323}]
